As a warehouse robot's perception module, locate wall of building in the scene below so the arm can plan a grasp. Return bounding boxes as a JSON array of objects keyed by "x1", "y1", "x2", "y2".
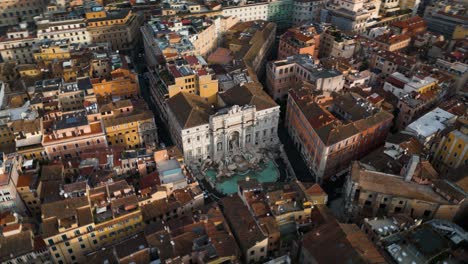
[{"x1": 221, "y1": 3, "x2": 269, "y2": 22}]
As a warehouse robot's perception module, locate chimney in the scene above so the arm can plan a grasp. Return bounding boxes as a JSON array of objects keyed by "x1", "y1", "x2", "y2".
[{"x1": 402, "y1": 155, "x2": 419, "y2": 182}]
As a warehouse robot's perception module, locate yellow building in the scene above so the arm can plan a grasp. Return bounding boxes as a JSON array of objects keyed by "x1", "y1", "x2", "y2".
[
  {"x1": 32, "y1": 39, "x2": 80, "y2": 65},
  {"x1": 452, "y1": 25, "x2": 468, "y2": 40},
  {"x1": 0, "y1": 124, "x2": 15, "y2": 153},
  {"x1": 92, "y1": 68, "x2": 139, "y2": 98},
  {"x1": 101, "y1": 100, "x2": 158, "y2": 149},
  {"x1": 41, "y1": 181, "x2": 145, "y2": 264},
  {"x1": 9, "y1": 119, "x2": 48, "y2": 160},
  {"x1": 17, "y1": 172, "x2": 42, "y2": 217},
  {"x1": 433, "y1": 126, "x2": 468, "y2": 171},
  {"x1": 16, "y1": 64, "x2": 41, "y2": 78},
  {"x1": 86, "y1": 10, "x2": 143, "y2": 51},
  {"x1": 166, "y1": 58, "x2": 219, "y2": 104}
]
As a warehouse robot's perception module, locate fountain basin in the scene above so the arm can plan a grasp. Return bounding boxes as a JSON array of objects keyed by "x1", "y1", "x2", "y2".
[{"x1": 205, "y1": 160, "x2": 279, "y2": 194}]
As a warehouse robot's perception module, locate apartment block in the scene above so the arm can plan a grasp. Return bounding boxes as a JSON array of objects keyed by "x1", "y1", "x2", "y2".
[
  {"x1": 84, "y1": 232, "x2": 158, "y2": 263},
  {"x1": 404, "y1": 107, "x2": 456, "y2": 147},
  {"x1": 0, "y1": 25, "x2": 37, "y2": 64},
  {"x1": 395, "y1": 89, "x2": 440, "y2": 130},
  {"x1": 91, "y1": 68, "x2": 139, "y2": 99},
  {"x1": 41, "y1": 180, "x2": 144, "y2": 264},
  {"x1": 41, "y1": 110, "x2": 108, "y2": 160},
  {"x1": 9, "y1": 119, "x2": 47, "y2": 160},
  {"x1": 266, "y1": 54, "x2": 344, "y2": 100},
  {"x1": 344, "y1": 162, "x2": 466, "y2": 222},
  {"x1": 58, "y1": 77, "x2": 96, "y2": 112},
  {"x1": 286, "y1": 89, "x2": 393, "y2": 182},
  {"x1": 221, "y1": 195, "x2": 268, "y2": 263},
  {"x1": 278, "y1": 24, "x2": 321, "y2": 59},
  {"x1": 432, "y1": 125, "x2": 468, "y2": 173},
  {"x1": 423, "y1": 2, "x2": 468, "y2": 39},
  {"x1": 219, "y1": 20, "x2": 276, "y2": 78},
  {"x1": 36, "y1": 13, "x2": 90, "y2": 44},
  {"x1": 32, "y1": 39, "x2": 85, "y2": 65},
  {"x1": 0, "y1": 102, "x2": 39, "y2": 155},
  {"x1": 369, "y1": 49, "x2": 417, "y2": 81},
  {"x1": 86, "y1": 9, "x2": 144, "y2": 52},
  {"x1": 16, "y1": 170, "x2": 42, "y2": 218},
  {"x1": 381, "y1": 220, "x2": 468, "y2": 264},
  {"x1": 267, "y1": 0, "x2": 294, "y2": 29},
  {"x1": 321, "y1": 0, "x2": 380, "y2": 33},
  {"x1": 144, "y1": 203, "x2": 240, "y2": 263},
  {"x1": 383, "y1": 72, "x2": 438, "y2": 97},
  {"x1": 293, "y1": 0, "x2": 326, "y2": 24},
  {"x1": 141, "y1": 15, "x2": 238, "y2": 64},
  {"x1": 221, "y1": 3, "x2": 269, "y2": 22},
  {"x1": 0, "y1": 153, "x2": 27, "y2": 214},
  {"x1": 319, "y1": 27, "x2": 356, "y2": 59},
  {"x1": 298, "y1": 207, "x2": 385, "y2": 264},
  {"x1": 101, "y1": 100, "x2": 158, "y2": 149},
  {"x1": 148, "y1": 55, "x2": 218, "y2": 120},
  {"x1": 0, "y1": 228, "x2": 51, "y2": 264},
  {"x1": 238, "y1": 179, "x2": 328, "y2": 228},
  {"x1": 0, "y1": 0, "x2": 49, "y2": 26}
]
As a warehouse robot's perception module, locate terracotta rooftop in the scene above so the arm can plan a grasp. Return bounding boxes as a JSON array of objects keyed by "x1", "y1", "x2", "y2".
[
  {"x1": 220, "y1": 196, "x2": 267, "y2": 253},
  {"x1": 0, "y1": 231, "x2": 34, "y2": 262},
  {"x1": 219, "y1": 82, "x2": 277, "y2": 111},
  {"x1": 351, "y1": 162, "x2": 450, "y2": 204}
]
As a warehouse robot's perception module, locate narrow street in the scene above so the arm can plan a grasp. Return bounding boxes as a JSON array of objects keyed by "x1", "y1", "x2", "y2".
[{"x1": 134, "y1": 52, "x2": 173, "y2": 147}]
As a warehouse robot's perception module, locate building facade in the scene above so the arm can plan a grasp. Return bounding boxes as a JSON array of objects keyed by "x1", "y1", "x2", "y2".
[
  {"x1": 42, "y1": 110, "x2": 108, "y2": 160},
  {"x1": 86, "y1": 9, "x2": 144, "y2": 52},
  {"x1": 344, "y1": 162, "x2": 466, "y2": 222},
  {"x1": 278, "y1": 24, "x2": 321, "y2": 60},
  {"x1": 0, "y1": 26, "x2": 37, "y2": 64},
  {"x1": 36, "y1": 15, "x2": 90, "y2": 45},
  {"x1": 266, "y1": 54, "x2": 344, "y2": 100},
  {"x1": 41, "y1": 181, "x2": 145, "y2": 264},
  {"x1": 0, "y1": 0, "x2": 49, "y2": 26},
  {"x1": 221, "y1": 3, "x2": 269, "y2": 22},
  {"x1": 286, "y1": 89, "x2": 393, "y2": 182},
  {"x1": 293, "y1": 0, "x2": 326, "y2": 24},
  {"x1": 166, "y1": 83, "x2": 280, "y2": 164}
]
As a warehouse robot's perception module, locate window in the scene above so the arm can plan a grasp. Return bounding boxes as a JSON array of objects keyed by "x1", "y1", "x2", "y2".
[{"x1": 250, "y1": 250, "x2": 255, "y2": 255}]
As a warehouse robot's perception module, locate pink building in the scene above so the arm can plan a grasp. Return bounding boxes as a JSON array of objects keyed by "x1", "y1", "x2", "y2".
[
  {"x1": 277, "y1": 25, "x2": 320, "y2": 60},
  {"x1": 266, "y1": 54, "x2": 344, "y2": 100},
  {"x1": 42, "y1": 110, "x2": 107, "y2": 160}
]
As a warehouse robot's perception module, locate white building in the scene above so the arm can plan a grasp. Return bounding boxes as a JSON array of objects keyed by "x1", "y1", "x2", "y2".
[
  {"x1": 383, "y1": 72, "x2": 437, "y2": 97},
  {"x1": 221, "y1": 3, "x2": 269, "y2": 22},
  {"x1": 36, "y1": 15, "x2": 91, "y2": 44},
  {"x1": 404, "y1": 107, "x2": 456, "y2": 146},
  {"x1": 293, "y1": 0, "x2": 326, "y2": 24},
  {"x1": 166, "y1": 83, "x2": 280, "y2": 164},
  {"x1": 321, "y1": 0, "x2": 381, "y2": 33},
  {"x1": 0, "y1": 25, "x2": 37, "y2": 64},
  {"x1": 0, "y1": 153, "x2": 27, "y2": 214}
]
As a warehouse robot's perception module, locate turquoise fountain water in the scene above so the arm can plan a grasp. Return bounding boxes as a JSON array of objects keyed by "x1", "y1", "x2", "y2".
[{"x1": 205, "y1": 160, "x2": 279, "y2": 194}]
